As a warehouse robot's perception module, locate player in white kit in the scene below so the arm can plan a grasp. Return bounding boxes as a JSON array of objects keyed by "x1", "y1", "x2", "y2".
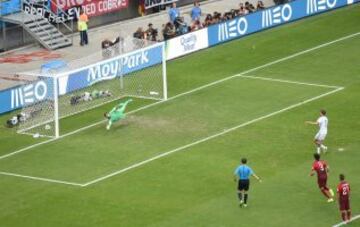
[{"x1": 306, "y1": 109, "x2": 328, "y2": 154}]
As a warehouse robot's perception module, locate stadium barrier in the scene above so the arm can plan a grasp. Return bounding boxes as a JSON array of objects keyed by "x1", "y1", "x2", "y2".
[
  {"x1": 207, "y1": 0, "x2": 359, "y2": 46},
  {"x1": 58, "y1": 43, "x2": 163, "y2": 95},
  {"x1": 165, "y1": 29, "x2": 208, "y2": 60},
  {"x1": 1, "y1": 0, "x2": 359, "y2": 114}
]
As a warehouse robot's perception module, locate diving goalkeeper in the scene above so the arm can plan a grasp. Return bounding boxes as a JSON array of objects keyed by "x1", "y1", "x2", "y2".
[{"x1": 104, "y1": 99, "x2": 133, "y2": 130}]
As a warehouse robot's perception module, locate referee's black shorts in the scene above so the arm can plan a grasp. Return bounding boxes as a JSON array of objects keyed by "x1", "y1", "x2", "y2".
[{"x1": 238, "y1": 179, "x2": 250, "y2": 191}]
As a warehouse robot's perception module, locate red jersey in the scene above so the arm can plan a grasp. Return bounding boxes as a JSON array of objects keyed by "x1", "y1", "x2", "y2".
[
  {"x1": 337, "y1": 181, "x2": 350, "y2": 200},
  {"x1": 312, "y1": 160, "x2": 328, "y2": 179}
]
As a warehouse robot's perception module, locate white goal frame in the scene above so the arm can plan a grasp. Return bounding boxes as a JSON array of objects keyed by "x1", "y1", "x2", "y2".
[{"x1": 16, "y1": 42, "x2": 167, "y2": 139}]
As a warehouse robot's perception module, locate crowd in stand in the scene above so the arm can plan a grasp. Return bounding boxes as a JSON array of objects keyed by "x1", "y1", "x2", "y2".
[{"x1": 133, "y1": 1, "x2": 268, "y2": 42}]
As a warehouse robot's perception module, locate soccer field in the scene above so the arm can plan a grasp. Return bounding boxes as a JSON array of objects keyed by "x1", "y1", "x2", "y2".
[{"x1": 1, "y1": 5, "x2": 360, "y2": 227}]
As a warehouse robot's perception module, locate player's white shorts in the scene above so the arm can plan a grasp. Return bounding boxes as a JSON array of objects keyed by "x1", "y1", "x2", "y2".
[{"x1": 315, "y1": 132, "x2": 327, "y2": 141}]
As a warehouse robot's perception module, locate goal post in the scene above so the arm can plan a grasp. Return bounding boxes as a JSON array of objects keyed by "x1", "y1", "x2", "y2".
[{"x1": 14, "y1": 38, "x2": 167, "y2": 138}]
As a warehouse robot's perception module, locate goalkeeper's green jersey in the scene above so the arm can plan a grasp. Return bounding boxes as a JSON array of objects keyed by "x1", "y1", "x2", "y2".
[
  {"x1": 108, "y1": 99, "x2": 132, "y2": 122},
  {"x1": 109, "y1": 107, "x2": 125, "y2": 121}
]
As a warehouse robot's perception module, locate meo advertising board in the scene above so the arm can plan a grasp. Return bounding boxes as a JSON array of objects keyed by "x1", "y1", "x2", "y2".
[
  {"x1": 166, "y1": 29, "x2": 208, "y2": 60},
  {"x1": 207, "y1": 0, "x2": 359, "y2": 46},
  {"x1": 58, "y1": 44, "x2": 163, "y2": 95}
]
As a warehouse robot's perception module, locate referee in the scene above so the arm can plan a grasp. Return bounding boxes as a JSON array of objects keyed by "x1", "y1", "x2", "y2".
[{"x1": 234, "y1": 158, "x2": 261, "y2": 207}]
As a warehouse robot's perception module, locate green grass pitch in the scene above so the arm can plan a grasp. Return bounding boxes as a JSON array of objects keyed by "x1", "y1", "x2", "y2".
[{"x1": 1, "y1": 5, "x2": 360, "y2": 226}]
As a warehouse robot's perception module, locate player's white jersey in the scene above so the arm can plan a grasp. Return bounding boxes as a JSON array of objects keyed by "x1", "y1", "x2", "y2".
[{"x1": 317, "y1": 116, "x2": 328, "y2": 134}]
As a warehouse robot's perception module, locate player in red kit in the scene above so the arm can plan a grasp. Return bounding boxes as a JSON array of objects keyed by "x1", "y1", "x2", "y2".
[
  {"x1": 310, "y1": 153, "x2": 334, "y2": 202},
  {"x1": 337, "y1": 174, "x2": 351, "y2": 223}
]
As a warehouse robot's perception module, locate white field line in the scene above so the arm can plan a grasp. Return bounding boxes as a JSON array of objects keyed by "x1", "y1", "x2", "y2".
[
  {"x1": 238, "y1": 75, "x2": 342, "y2": 89},
  {"x1": 0, "y1": 171, "x2": 84, "y2": 187},
  {"x1": 82, "y1": 86, "x2": 344, "y2": 187},
  {"x1": 239, "y1": 32, "x2": 360, "y2": 76},
  {"x1": 1, "y1": 31, "x2": 358, "y2": 161},
  {"x1": 18, "y1": 131, "x2": 54, "y2": 139},
  {"x1": 332, "y1": 214, "x2": 360, "y2": 227},
  {"x1": 0, "y1": 78, "x2": 344, "y2": 186}
]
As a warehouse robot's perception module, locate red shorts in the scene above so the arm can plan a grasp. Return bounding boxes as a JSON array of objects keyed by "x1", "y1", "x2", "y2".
[
  {"x1": 339, "y1": 198, "x2": 350, "y2": 211},
  {"x1": 317, "y1": 177, "x2": 327, "y2": 188}
]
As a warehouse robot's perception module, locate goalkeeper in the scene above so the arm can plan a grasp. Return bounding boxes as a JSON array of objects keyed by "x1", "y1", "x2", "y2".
[{"x1": 104, "y1": 99, "x2": 133, "y2": 130}]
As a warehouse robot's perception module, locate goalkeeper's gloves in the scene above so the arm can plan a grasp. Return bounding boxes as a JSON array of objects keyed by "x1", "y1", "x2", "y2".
[{"x1": 117, "y1": 99, "x2": 133, "y2": 108}]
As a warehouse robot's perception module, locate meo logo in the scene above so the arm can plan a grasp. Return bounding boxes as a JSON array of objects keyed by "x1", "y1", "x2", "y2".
[
  {"x1": 11, "y1": 80, "x2": 48, "y2": 108},
  {"x1": 307, "y1": 0, "x2": 337, "y2": 14},
  {"x1": 218, "y1": 17, "x2": 248, "y2": 42},
  {"x1": 262, "y1": 4, "x2": 292, "y2": 28}
]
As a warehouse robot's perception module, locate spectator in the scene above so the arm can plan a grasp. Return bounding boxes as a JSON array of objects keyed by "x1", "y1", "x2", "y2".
[
  {"x1": 133, "y1": 27, "x2": 145, "y2": 39},
  {"x1": 174, "y1": 17, "x2": 189, "y2": 35},
  {"x1": 257, "y1": 1, "x2": 265, "y2": 10},
  {"x1": 191, "y1": 1, "x2": 202, "y2": 22},
  {"x1": 145, "y1": 23, "x2": 158, "y2": 41},
  {"x1": 168, "y1": 2, "x2": 180, "y2": 23},
  {"x1": 101, "y1": 39, "x2": 113, "y2": 58},
  {"x1": 191, "y1": 19, "x2": 203, "y2": 31},
  {"x1": 245, "y1": 1, "x2": 256, "y2": 13},
  {"x1": 203, "y1": 14, "x2": 213, "y2": 27},
  {"x1": 238, "y1": 3, "x2": 248, "y2": 15},
  {"x1": 162, "y1": 22, "x2": 176, "y2": 40},
  {"x1": 212, "y1": 11, "x2": 221, "y2": 24},
  {"x1": 78, "y1": 9, "x2": 89, "y2": 46}
]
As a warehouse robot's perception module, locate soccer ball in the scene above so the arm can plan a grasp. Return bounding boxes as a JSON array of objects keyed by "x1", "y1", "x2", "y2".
[
  {"x1": 33, "y1": 133, "x2": 40, "y2": 138},
  {"x1": 150, "y1": 91, "x2": 159, "y2": 96},
  {"x1": 45, "y1": 124, "x2": 51, "y2": 130}
]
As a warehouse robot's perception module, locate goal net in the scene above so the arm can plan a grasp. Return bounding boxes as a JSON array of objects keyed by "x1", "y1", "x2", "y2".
[{"x1": 14, "y1": 38, "x2": 167, "y2": 138}]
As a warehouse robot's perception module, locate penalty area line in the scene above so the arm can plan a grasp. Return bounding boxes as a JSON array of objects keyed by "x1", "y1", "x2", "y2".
[
  {"x1": 332, "y1": 214, "x2": 360, "y2": 227},
  {"x1": 82, "y1": 86, "x2": 344, "y2": 187},
  {"x1": 1, "y1": 31, "x2": 358, "y2": 161},
  {"x1": 238, "y1": 75, "x2": 343, "y2": 89},
  {"x1": 0, "y1": 171, "x2": 84, "y2": 187}
]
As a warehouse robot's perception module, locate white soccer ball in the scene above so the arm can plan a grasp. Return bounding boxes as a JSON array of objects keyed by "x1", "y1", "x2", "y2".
[
  {"x1": 33, "y1": 133, "x2": 40, "y2": 138},
  {"x1": 150, "y1": 91, "x2": 159, "y2": 96},
  {"x1": 45, "y1": 124, "x2": 51, "y2": 130}
]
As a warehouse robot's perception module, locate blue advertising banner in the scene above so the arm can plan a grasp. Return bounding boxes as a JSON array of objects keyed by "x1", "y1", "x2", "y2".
[
  {"x1": 0, "y1": 77, "x2": 54, "y2": 114},
  {"x1": 0, "y1": 44, "x2": 163, "y2": 114},
  {"x1": 207, "y1": 0, "x2": 359, "y2": 46},
  {"x1": 0, "y1": 0, "x2": 21, "y2": 16},
  {"x1": 60, "y1": 44, "x2": 163, "y2": 94}
]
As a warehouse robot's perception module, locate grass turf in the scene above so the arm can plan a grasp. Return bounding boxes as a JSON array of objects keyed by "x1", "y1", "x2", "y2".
[{"x1": 0, "y1": 5, "x2": 360, "y2": 227}]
